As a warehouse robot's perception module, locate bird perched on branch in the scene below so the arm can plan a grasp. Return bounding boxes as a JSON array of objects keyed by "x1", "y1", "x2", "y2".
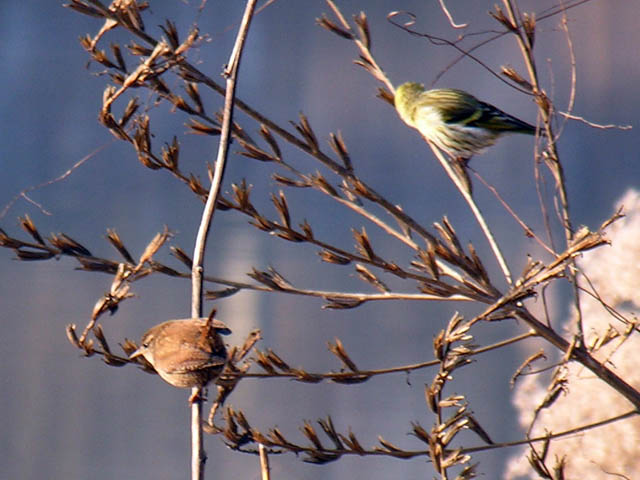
[
  {"x1": 394, "y1": 82, "x2": 541, "y2": 161},
  {"x1": 129, "y1": 317, "x2": 230, "y2": 397}
]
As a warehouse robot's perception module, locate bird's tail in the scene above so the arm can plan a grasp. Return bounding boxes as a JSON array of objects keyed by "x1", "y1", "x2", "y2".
[{"x1": 476, "y1": 101, "x2": 543, "y2": 136}]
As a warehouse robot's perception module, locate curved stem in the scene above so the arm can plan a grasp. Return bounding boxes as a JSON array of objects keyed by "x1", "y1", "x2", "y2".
[{"x1": 190, "y1": 2, "x2": 257, "y2": 479}]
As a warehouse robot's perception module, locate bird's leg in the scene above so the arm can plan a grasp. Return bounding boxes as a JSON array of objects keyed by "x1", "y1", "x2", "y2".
[{"x1": 188, "y1": 387, "x2": 208, "y2": 405}]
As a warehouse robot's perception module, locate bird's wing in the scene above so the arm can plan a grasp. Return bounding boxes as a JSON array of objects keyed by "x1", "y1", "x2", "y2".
[
  {"x1": 426, "y1": 89, "x2": 537, "y2": 134},
  {"x1": 470, "y1": 101, "x2": 537, "y2": 133},
  {"x1": 162, "y1": 342, "x2": 226, "y2": 374},
  {"x1": 169, "y1": 357, "x2": 226, "y2": 375},
  {"x1": 422, "y1": 89, "x2": 482, "y2": 125}
]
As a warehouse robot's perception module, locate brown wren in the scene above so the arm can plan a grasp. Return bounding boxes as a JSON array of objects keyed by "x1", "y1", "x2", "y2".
[{"x1": 129, "y1": 318, "x2": 230, "y2": 389}]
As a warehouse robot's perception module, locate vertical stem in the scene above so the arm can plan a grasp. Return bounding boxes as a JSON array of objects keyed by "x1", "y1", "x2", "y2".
[
  {"x1": 190, "y1": 2, "x2": 258, "y2": 479},
  {"x1": 501, "y1": 0, "x2": 584, "y2": 343},
  {"x1": 259, "y1": 444, "x2": 271, "y2": 480},
  {"x1": 430, "y1": 142, "x2": 513, "y2": 285},
  {"x1": 190, "y1": 400, "x2": 205, "y2": 480}
]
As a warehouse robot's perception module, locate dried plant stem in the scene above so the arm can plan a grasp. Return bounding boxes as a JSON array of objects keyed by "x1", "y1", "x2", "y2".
[
  {"x1": 430, "y1": 142, "x2": 513, "y2": 285},
  {"x1": 190, "y1": 2, "x2": 257, "y2": 479},
  {"x1": 513, "y1": 306, "x2": 640, "y2": 409},
  {"x1": 471, "y1": 168, "x2": 556, "y2": 256},
  {"x1": 226, "y1": 330, "x2": 535, "y2": 382},
  {"x1": 463, "y1": 409, "x2": 639, "y2": 455},
  {"x1": 213, "y1": 406, "x2": 637, "y2": 463},
  {"x1": 183, "y1": 74, "x2": 465, "y2": 283},
  {"x1": 190, "y1": 1, "x2": 256, "y2": 321},
  {"x1": 274, "y1": 157, "x2": 422, "y2": 251},
  {"x1": 259, "y1": 443, "x2": 271, "y2": 480},
  {"x1": 325, "y1": 0, "x2": 393, "y2": 92},
  {"x1": 318, "y1": 2, "x2": 511, "y2": 288},
  {"x1": 501, "y1": 0, "x2": 584, "y2": 342},
  {"x1": 190, "y1": 394, "x2": 205, "y2": 480},
  {"x1": 29, "y1": 3, "x2": 639, "y2": 476},
  {"x1": 437, "y1": 0, "x2": 469, "y2": 28}
]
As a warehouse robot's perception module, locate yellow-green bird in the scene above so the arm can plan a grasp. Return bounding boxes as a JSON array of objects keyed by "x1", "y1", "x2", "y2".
[{"x1": 394, "y1": 82, "x2": 540, "y2": 161}]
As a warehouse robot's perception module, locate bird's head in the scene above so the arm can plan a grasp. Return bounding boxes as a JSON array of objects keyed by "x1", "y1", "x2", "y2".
[{"x1": 394, "y1": 82, "x2": 425, "y2": 127}]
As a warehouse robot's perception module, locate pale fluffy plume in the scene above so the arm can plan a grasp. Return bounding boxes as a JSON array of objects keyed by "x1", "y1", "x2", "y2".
[{"x1": 505, "y1": 189, "x2": 640, "y2": 479}]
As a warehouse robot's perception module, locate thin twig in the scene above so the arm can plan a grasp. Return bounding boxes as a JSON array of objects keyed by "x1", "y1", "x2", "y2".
[
  {"x1": 470, "y1": 167, "x2": 555, "y2": 256},
  {"x1": 429, "y1": 142, "x2": 514, "y2": 285},
  {"x1": 0, "y1": 143, "x2": 113, "y2": 219},
  {"x1": 557, "y1": 112, "x2": 632, "y2": 130},
  {"x1": 501, "y1": 0, "x2": 584, "y2": 346},
  {"x1": 215, "y1": 391, "x2": 638, "y2": 463},
  {"x1": 190, "y1": 2, "x2": 257, "y2": 479},
  {"x1": 437, "y1": 0, "x2": 468, "y2": 28},
  {"x1": 559, "y1": 3, "x2": 577, "y2": 135},
  {"x1": 325, "y1": 0, "x2": 394, "y2": 92},
  {"x1": 463, "y1": 409, "x2": 639, "y2": 455},
  {"x1": 225, "y1": 330, "x2": 535, "y2": 381}
]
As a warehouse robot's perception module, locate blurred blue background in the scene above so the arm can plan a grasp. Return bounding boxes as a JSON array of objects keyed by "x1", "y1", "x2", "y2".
[{"x1": 1, "y1": 1, "x2": 638, "y2": 479}]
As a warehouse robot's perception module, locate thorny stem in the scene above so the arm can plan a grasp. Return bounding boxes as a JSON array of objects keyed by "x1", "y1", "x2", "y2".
[{"x1": 190, "y1": 2, "x2": 257, "y2": 480}]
